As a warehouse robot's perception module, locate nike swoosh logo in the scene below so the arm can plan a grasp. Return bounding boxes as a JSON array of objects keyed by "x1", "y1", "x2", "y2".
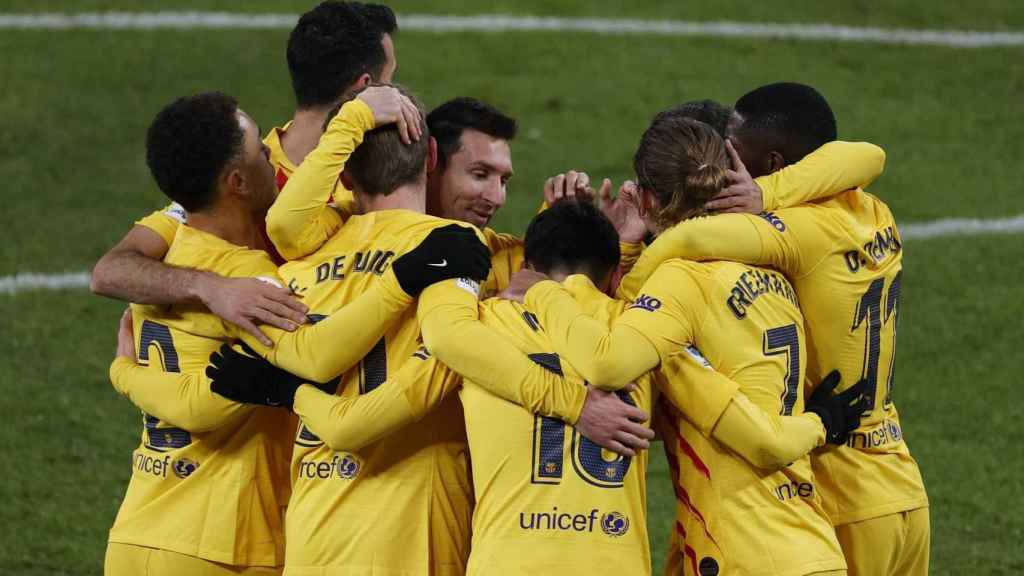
[{"x1": 427, "y1": 260, "x2": 448, "y2": 267}]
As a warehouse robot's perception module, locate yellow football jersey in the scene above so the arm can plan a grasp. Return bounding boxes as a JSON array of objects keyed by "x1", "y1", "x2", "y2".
[
  {"x1": 276, "y1": 209, "x2": 484, "y2": 575},
  {"x1": 108, "y1": 227, "x2": 295, "y2": 567},
  {"x1": 527, "y1": 261, "x2": 846, "y2": 576},
  {"x1": 621, "y1": 189, "x2": 927, "y2": 526},
  {"x1": 462, "y1": 296, "x2": 652, "y2": 575}
]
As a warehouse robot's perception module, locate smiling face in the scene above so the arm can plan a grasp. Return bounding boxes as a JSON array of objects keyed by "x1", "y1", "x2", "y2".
[{"x1": 430, "y1": 129, "x2": 513, "y2": 228}]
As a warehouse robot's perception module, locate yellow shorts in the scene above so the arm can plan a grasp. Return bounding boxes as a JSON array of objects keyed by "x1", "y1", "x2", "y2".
[
  {"x1": 105, "y1": 542, "x2": 282, "y2": 576},
  {"x1": 835, "y1": 507, "x2": 930, "y2": 576}
]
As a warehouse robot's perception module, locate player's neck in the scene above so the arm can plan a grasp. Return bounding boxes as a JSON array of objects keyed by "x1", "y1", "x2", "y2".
[
  {"x1": 356, "y1": 182, "x2": 427, "y2": 215},
  {"x1": 279, "y1": 107, "x2": 329, "y2": 168},
  {"x1": 187, "y1": 204, "x2": 267, "y2": 251}
]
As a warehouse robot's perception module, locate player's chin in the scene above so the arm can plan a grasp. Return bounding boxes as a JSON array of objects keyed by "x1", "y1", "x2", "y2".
[{"x1": 465, "y1": 211, "x2": 492, "y2": 229}]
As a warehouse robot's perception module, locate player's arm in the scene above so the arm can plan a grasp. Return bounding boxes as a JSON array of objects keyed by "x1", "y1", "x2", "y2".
[
  {"x1": 91, "y1": 209, "x2": 309, "y2": 347},
  {"x1": 616, "y1": 211, "x2": 812, "y2": 301},
  {"x1": 109, "y1": 310, "x2": 245, "y2": 432},
  {"x1": 266, "y1": 87, "x2": 422, "y2": 259},
  {"x1": 292, "y1": 352, "x2": 461, "y2": 451},
  {"x1": 521, "y1": 267, "x2": 699, "y2": 390},
  {"x1": 239, "y1": 225, "x2": 490, "y2": 383},
  {"x1": 758, "y1": 141, "x2": 886, "y2": 210},
  {"x1": 417, "y1": 279, "x2": 589, "y2": 423}
]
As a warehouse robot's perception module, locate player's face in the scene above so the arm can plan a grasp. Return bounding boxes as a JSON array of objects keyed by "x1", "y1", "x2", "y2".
[
  {"x1": 378, "y1": 34, "x2": 397, "y2": 83},
  {"x1": 430, "y1": 130, "x2": 513, "y2": 229},
  {"x1": 236, "y1": 110, "x2": 277, "y2": 212},
  {"x1": 726, "y1": 111, "x2": 770, "y2": 178}
]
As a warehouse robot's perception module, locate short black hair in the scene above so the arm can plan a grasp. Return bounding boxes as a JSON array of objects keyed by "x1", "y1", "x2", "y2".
[
  {"x1": 286, "y1": 1, "x2": 393, "y2": 109},
  {"x1": 355, "y1": 1, "x2": 397, "y2": 34},
  {"x1": 524, "y1": 199, "x2": 621, "y2": 283},
  {"x1": 426, "y1": 97, "x2": 517, "y2": 167},
  {"x1": 733, "y1": 82, "x2": 837, "y2": 164},
  {"x1": 654, "y1": 99, "x2": 732, "y2": 137},
  {"x1": 334, "y1": 84, "x2": 430, "y2": 196},
  {"x1": 145, "y1": 92, "x2": 243, "y2": 212}
]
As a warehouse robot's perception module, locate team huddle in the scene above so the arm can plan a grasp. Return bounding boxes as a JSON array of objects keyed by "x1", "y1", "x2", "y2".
[{"x1": 90, "y1": 2, "x2": 930, "y2": 575}]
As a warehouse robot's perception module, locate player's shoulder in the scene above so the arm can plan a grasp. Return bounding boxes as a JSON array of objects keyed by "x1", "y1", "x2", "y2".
[
  {"x1": 399, "y1": 213, "x2": 489, "y2": 245},
  {"x1": 167, "y1": 225, "x2": 278, "y2": 278}
]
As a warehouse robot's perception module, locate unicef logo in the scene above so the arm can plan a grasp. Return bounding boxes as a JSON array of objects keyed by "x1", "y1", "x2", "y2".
[
  {"x1": 336, "y1": 455, "x2": 360, "y2": 480},
  {"x1": 172, "y1": 458, "x2": 199, "y2": 479},
  {"x1": 600, "y1": 511, "x2": 629, "y2": 537}
]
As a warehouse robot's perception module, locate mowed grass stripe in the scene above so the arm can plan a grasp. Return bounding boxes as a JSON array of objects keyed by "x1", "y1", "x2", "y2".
[
  {"x1": 1, "y1": 12, "x2": 1024, "y2": 47},
  {"x1": 3, "y1": 214, "x2": 1024, "y2": 294}
]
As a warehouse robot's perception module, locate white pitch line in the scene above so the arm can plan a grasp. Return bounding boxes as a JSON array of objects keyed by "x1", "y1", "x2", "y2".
[
  {"x1": 0, "y1": 12, "x2": 1022, "y2": 48},
  {"x1": 2, "y1": 215, "x2": 1023, "y2": 294}
]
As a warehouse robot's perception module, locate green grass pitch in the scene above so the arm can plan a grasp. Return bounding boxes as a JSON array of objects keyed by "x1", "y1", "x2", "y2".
[{"x1": 1, "y1": 2, "x2": 1022, "y2": 574}]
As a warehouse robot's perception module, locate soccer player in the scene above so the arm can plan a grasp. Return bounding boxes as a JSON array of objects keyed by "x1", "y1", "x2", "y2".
[
  {"x1": 623, "y1": 83, "x2": 930, "y2": 576},
  {"x1": 209, "y1": 198, "x2": 871, "y2": 575},
  {"x1": 103, "y1": 90, "x2": 490, "y2": 576},
  {"x1": 509, "y1": 117, "x2": 852, "y2": 575},
  {"x1": 90, "y1": 1, "x2": 398, "y2": 345}
]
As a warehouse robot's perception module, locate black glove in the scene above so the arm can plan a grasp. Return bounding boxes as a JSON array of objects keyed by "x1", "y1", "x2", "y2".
[
  {"x1": 392, "y1": 224, "x2": 492, "y2": 296},
  {"x1": 805, "y1": 370, "x2": 870, "y2": 445},
  {"x1": 207, "y1": 343, "x2": 307, "y2": 410}
]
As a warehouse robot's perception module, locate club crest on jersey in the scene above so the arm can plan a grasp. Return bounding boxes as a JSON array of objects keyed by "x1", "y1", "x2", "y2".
[
  {"x1": 630, "y1": 294, "x2": 662, "y2": 312},
  {"x1": 336, "y1": 455, "x2": 360, "y2": 480},
  {"x1": 600, "y1": 511, "x2": 630, "y2": 537},
  {"x1": 172, "y1": 458, "x2": 199, "y2": 479}
]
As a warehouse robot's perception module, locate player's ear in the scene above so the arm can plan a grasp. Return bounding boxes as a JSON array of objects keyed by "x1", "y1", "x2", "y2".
[
  {"x1": 353, "y1": 72, "x2": 373, "y2": 91},
  {"x1": 766, "y1": 150, "x2": 786, "y2": 175},
  {"x1": 426, "y1": 137, "x2": 438, "y2": 173},
  {"x1": 224, "y1": 166, "x2": 246, "y2": 199},
  {"x1": 339, "y1": 169, "x2": 355, "y2": 193}
]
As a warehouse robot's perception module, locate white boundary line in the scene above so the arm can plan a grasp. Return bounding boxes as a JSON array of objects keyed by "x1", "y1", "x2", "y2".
[
  {"x1": 0, "y1": 12, "x2": 1022, "y2": 48},
  {"x1": 3, "y1": 215, "x2": 1023, "y2": 294}
]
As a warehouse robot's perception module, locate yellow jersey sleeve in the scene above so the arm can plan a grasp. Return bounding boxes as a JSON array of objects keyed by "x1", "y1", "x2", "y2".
[
  {"x1": 418, "y1": 278, "x2": 588, "y2": 423},
  {"x1": 291, "y1": 350, "x2": 460, "y2": 452},
  {"x1": 618, "y1": 241, "x2": 644, "y2": 277},
  {"x1": 265, "y1": 99, "x2": 375, "y2": 260},
  {"x1": 237, "y1": 269, "x2": 413, "y2": 383},
  {"x1": 616, "y1": 211, "x2": 827, "y2": 301},
  {"x1": 134, "y1": 203, "x2": 186, "y2": 247},
  {"x1": 759, "y1": 141, "x2": 886, "y2": 210},
  {"x1": 524, "y1": 277, "x2": 661, "y2": 391},
  {"x1": 481, "y1": 227, "x2": 525, "y2": 294},
  {"x1": 712, "y1": 394, "x2": 826, "y2": 470},
  {"x1": 654, "y1": 350, "x2": 739, "y2": 436},
  {"x1": 109, "y1": 356, "x2": 246, "y2": 433}
]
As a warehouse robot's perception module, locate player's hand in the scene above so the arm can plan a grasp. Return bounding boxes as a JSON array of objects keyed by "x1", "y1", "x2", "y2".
[
  {"x1": 392, "y1": 224, "x2": 492, "y2": 297},
  {"x1": 356, "y1": 85, "x2": 422, "y2": 145},
  {"x1": 207, "y1": 343, "x2": 307, "y2": 409},
  {"x1": 116, "y1": 308, "x2": 136, "y2": 360},
  {"x1": 575, "y1": 384, "x2": 655, "y2": 457},
  {"x1": 543, "y1": 170, "x2": 594, "y2": 206},
  {"x1": 805, "y1": 370, "x2": 871, "y2": 445},
  {"x1": 195, "y1": 274, "x2": 309, "y2": 348},
  {"x1": 705, "y1": 140, "x2": 763, "y2": 214},
  {"x1": 597, "y1": 179, "x2": 647, "y2": 244},
  {"x1": 497, "y1": 268, "x2": 550, "y2": 303}
]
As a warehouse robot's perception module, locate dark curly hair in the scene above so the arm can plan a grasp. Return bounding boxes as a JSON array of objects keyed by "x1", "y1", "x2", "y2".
[
  {"x1": 733, "y1": 82, "x2": 837, "y2": 164},
  {"x1": 654, "y1": 99, "x2": 732, "y2": 137},
  {"x1": 287, "y1": 1, "x2": 395, "y2": 109},
  {"x1": 145, "y1": 92, "x2": 243, "y2": 212},
  {"x1": 524, "y1": 199, "x2": 620, "y2": 283},
  {"x1": 426, "y1": 97, "x2": 517, "y2": 168}
]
